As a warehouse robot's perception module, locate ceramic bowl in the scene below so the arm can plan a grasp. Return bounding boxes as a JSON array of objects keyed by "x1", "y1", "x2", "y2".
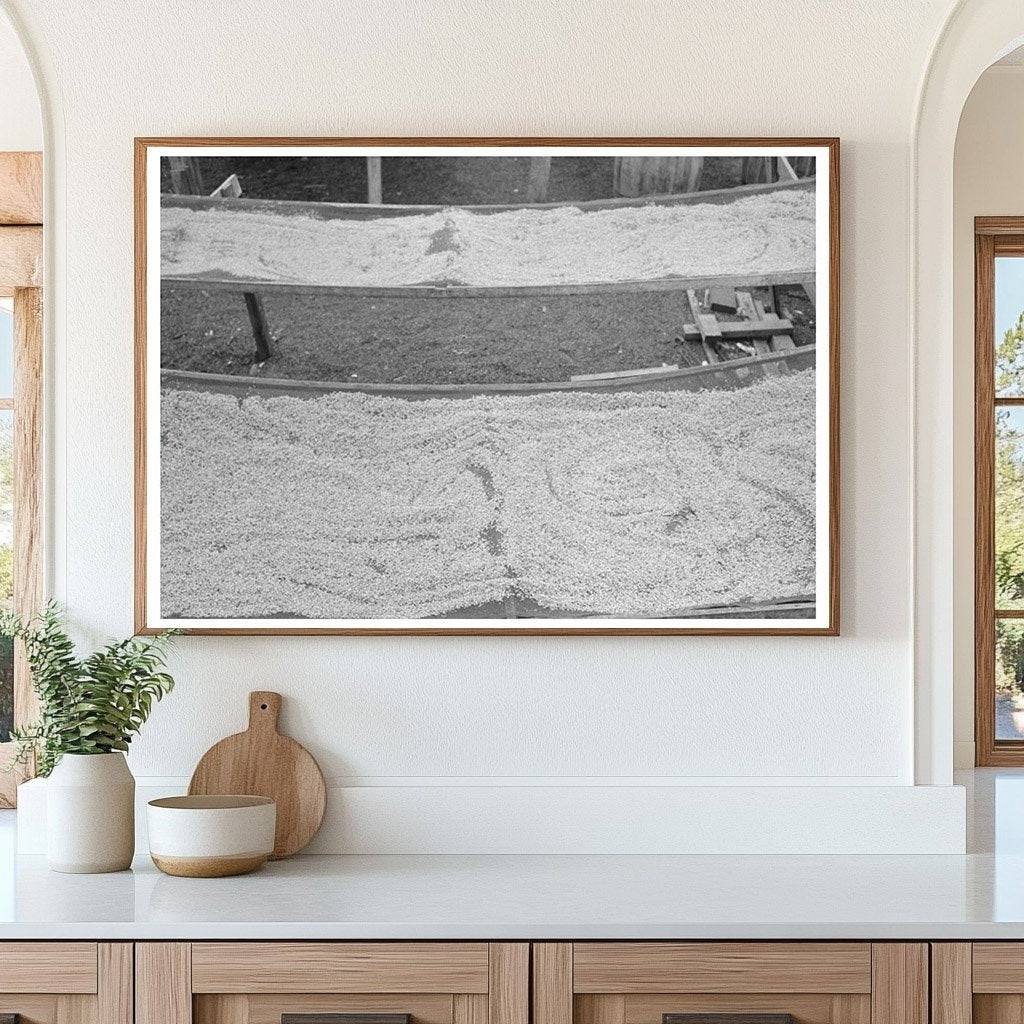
[{"x1": 147, "y1": 795, "x2": 276, "y2": 877}]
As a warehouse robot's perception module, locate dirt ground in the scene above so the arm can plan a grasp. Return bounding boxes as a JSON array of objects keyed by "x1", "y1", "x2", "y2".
[{"x1": 160, "y1": 286, "x2": 815, "y2": 385}]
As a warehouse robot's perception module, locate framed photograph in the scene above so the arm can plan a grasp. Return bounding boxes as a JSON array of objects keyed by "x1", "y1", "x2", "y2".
[{"x1": 135, "y1": 138, "x2": 839, "y2": 635}]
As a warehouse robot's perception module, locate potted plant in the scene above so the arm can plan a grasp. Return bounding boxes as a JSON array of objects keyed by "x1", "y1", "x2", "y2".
[{"x1": 2, "y1": 603, "x2": 177, "y2": 873}]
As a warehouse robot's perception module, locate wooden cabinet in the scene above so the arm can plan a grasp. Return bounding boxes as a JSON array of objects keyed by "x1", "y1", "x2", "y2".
[
  {"x1": 931, "y1": 943, "x2": 1024, "y2": 1024},
  {"x1": 0, "y1": 942, "x2": 132, "y2": 1024},
  {"x1": 532, "y1": 943, "x2": 928, "y2": 1024},
  {"x1": 136, "y1": 943, "x2": 528, "y2": 1024}
]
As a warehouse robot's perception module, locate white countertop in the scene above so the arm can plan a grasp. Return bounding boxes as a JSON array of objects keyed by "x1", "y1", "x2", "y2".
[
  {"x1": 0, "y1": 848, "x2": 1022, "y2": 940},
  {"x1": 1, "y1": 769, "x2": 1021, "y2": 941}
]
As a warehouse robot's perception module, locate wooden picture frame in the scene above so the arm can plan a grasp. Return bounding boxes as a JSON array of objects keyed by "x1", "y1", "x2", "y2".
[
  {"x1": 0, "y1": 150, "x2": 43, "y2": 805},
  {"x1": 975, "y1": 217, "x2": 1024, "y2": 764},
  {"x1": 135, "y1": 137, "x2": 840, "y2": 636}
]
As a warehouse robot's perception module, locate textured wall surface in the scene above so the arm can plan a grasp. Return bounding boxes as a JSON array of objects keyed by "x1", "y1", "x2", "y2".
[{"x1": 0, "y1": 0, "x2": 976, "y2": 819}]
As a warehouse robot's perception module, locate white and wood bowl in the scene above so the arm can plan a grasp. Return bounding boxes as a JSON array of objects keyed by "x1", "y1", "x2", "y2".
[{"x1": 147, "y1": 795, "x2": 276, "y2": 877}]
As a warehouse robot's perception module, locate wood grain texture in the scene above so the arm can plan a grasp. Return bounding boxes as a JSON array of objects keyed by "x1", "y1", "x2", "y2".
[
  {"x1": 623, "y1": 994, "x2": 835, "y2": 1024},
  {"x1": 976, "y1": 996, "x2": 1024, "y2": 1024},
  {"x1": 870, "y1": 945, "x2": 927, "y2": 1024},
  {"x1": 134, "y1": 135, "x2": 840, "y2": 637},
  {"x1": 972, "y1": 943, "x2": 1024, "y2": 991},
  {"x1": 573, "y1": 943, "x2": 871, "y2": 994},
  {"x1": 13, "y1": 286, "x2": 42, "y2": 720},
  {"x1": 931, "y1": 945, "x2": 971, "y2": 1024},
  {"x1": 454, "y1": 995, "x2": 487, "y2": 1024},
  {"x1": 55, "y1": 995, "x2": 95, "y2": 1024},
  {"x1": 136, "y1": 943, "x2": 192, "y2": 1024},
  {"x1": 0, "y1": 943, "x2": 97, "y2": 993},
  {"x1": 240, "y1": 994, "x2": 452, "y2": 1024},
  {"x1": 831, "y1": 995, "x2": 872, "y2": 1024},
  {"x1": 489, "y1": 944, "x2": 528, "y2": 1024},
  {"x1": 0, "y1": 227, "x2": 41, "y2": 288},
  {"x1": 0, "y1": 152, "x2": 42, "y2": 224},
  {"x1": 188, "y1": 690, "x2": 326, "y2": 858},
  {"x1": 97, "y1": 945, "x2": 133, "y2": 1024},
  {"x1": 0, "y1": 995, "x2": 60, "y2": 1024},
  {"x1": 534, "y1": 944, "x2": 573, "y2": 1024},
  {"x1": 194, "y1": 995, "x2": 249, "y2": 1024},
  {"x1": 576, "y1": 996, "x2": 626, "y2": 1024},
  {"x1": 191, "y1": 942, "x2": 489, "y2": 994}
]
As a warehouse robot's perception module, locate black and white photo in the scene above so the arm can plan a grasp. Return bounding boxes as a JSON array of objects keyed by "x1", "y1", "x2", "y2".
[{"x1": 136, "y1": 141, "x2": 838, "y2": 634}]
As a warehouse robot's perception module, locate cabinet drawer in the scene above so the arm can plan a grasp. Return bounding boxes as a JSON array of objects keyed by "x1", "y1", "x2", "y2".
[
  {"x1": 139, "y1": 942, "x2": 528, "y2": 1024},
  {"x1": 191, "y1": 943, "x2": 490, "y2": 993},
  {"x1": 534, "y1": 943, "x2": 925, "y2": 1024},
  {"x1": 572, "y1": 943, "x2": 872, "y2": 994},
  {"x1": 0, "y1": 942, "x2": 98, "y2": 993}
]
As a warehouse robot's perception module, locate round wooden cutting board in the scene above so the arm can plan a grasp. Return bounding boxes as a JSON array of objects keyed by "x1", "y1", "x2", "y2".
[{"x1": 188, "y1": 691, "x2": 326, "y2": 859}]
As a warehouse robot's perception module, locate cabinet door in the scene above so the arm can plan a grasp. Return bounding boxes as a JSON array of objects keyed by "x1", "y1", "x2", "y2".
[
  {"x1": 0, "y1": 942, "x2": 132, "y2": 1024},
  {"x1": 936, "y1": 943, "x2": 1024, "y2": 1024},
  {"x1": 533, "y1": 943, "x2": 927, "y2": 1024},
  {"x1": 137, "y1": 943, "x2": 528, "y2": 1024}
]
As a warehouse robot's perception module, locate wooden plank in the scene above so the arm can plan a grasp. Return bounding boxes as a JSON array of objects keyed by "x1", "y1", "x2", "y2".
[
  {"x1": 192, "y1": 942, "x2": 489, "y2": 994},
  {"x1": 679, "y1": 319, "x2": 795, "y2": 340},
  {"x1": 576, "y1": 997, "x2": 625, "y2": 1024},
  {"x1": 534, "y1": 944, "x2": 572, "y2": 1024},
  {"x1": 194, "y1": 995, "x2": 249, "y2": 1024},
  {"x1": 162, "y1": 345, "x2": 816, "y2": 400},
  {"x1": 489, "y1": 943, "x2": 528, "y2": 1024},
  {"x1": 211, "y1": 174, "x2": 242, "y2": 199},
  {"x1": 98, "y1": 945, "x2": 133, "y2": 1024},
  {"x1": 931, "y1": 945, "x2": 971, "y2": 1024},
  {"x1": 971, "y1": 943, "x2": 1024, "y2": 991},
  {"x1": 56, "y1": 995, "x2": 94, "y2": 1024},
  {"x1": 162, "y1": 269, "x2": 817, "y2": 300},
  {"x1": 573, "y1": 943, "x2": 871, "y2": 994},
  {"x1": 453, "y1": 996, "x2": 487, "y2": 1024},
  {"x1": 709, "y1": 286, "x2": 737, "y2": 313},
  {"x1": 0, "y1": 943, "x2": 98, "y2": 994},
  {"x1": 366, "y1": 157, "x2": 382, "y2": 204},
  {"x1": 14, "y1": 286, "x2": 43, "y2": 728},
  {"x1": 571, "y1": 364, "x2": 679, "y2": 382},
  {"x1": 778, "y1": 156, "x2": 799, "y2": 181},
  {"x1": 0, "y1": 152, "x2": 42, "y2": 224},
  {"x1": 526, "y1": 156, "x2": 552, "y2": 202},
  {"x1": 136, "y1": 944, "x2": 191, "y2": 1024},
  {"x1": 0, "y1": 226, "x2": 42, "y2": 288},
  {"x1": 831, "y1": 996, "x2": 871, "y2": 1024},
  {"x1": 870, "y1": 945, "x2": 928, "y2": 1024}
]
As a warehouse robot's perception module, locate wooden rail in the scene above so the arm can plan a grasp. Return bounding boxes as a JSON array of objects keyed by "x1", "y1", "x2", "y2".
[
  {"x1": 160, "y1": 345, "x2": 815, "y2": 401},
  {"x1": 163, "y1": 269, "x2": 816, "y2": 300}
]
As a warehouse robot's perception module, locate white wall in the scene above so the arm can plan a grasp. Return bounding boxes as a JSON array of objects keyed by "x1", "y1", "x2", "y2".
[
  {"x1": 0, "y1": 0, "x2": 976, "y2": 851},
  {"x1": 0, "y1": 7, "x2": 39, "y2": 151},
  {"x1": 952, "y1": 64, "x2": 1024, "y2": 767}
]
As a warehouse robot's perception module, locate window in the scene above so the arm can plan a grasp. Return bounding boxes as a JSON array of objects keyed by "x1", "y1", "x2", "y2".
[{"x1": 974, "y1": 221, "x2": 1024, "y2": 764}]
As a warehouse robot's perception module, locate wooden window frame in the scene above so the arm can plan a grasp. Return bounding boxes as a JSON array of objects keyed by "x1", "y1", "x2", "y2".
[{"x1": 0, "y1": 151, "x2": 43, "y2": 806}]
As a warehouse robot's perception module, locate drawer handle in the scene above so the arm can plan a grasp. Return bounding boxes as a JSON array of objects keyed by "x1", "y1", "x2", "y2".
[
  {"x1": 283, "y1": 1016, "x2": 411, "y2": 1024},
  {"x1": 664, "y1": 1016, "x2": 796, "y2": 1024}
]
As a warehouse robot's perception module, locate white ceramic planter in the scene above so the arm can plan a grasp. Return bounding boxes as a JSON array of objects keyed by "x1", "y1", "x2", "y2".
[{"x1": 46, "y1": 752, "x2": 135, "y2": 873}]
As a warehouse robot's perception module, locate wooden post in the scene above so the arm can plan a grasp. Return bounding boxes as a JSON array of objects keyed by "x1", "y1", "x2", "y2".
[
  {"x1": 168, "y1": 156, "x2": 204, "y2": 195},
  {"x1": 366, "y1": 156, "x2": 383, "y2": 204},
  {"x1": 210, "y1": 175, "x2": 273, "y2": 363},
  {"x1": 526, "y1": 157, "x2": 552, "y2": 202}
]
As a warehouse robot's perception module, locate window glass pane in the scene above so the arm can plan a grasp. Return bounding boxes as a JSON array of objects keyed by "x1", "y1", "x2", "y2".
[
  {"x1": 0, "y1": 410, "x2": 12, "y2": 742},
  {"x1": 998, "y1": 619, "x2": 1024, "y2": 739},
  {"x1": 996, "y1": 257, "x2": 1024, "y2": 396},
  {"x1": 0, "y1": 301, "x2": 13, "y2": 399},
  {"x1": 997, "y1": 407, "x2": 1024, "y2": 609}
]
